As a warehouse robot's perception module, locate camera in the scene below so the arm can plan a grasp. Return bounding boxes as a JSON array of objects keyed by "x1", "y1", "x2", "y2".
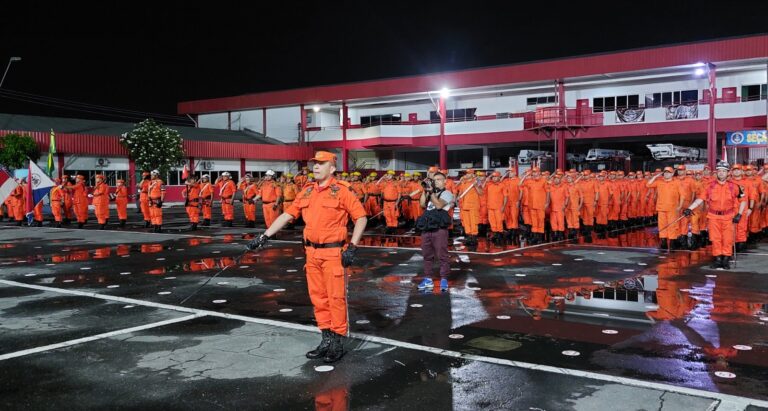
[{"x1": 421, "y1": 177, "x2": 434, "y2": 192}]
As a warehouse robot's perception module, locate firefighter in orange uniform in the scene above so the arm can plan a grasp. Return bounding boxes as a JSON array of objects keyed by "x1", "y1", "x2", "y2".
[
  {"x1": 69, "y1": 174, "x2": 89, "y2": 228},
  {"x1": 215, "y1": 172, "x2": 236, "y2": 227},
  {"x1": 399, "y1": 173, "x2": 413, "y2": 225},
  {"x1": 458, "y1": 169, "x2": 482, "y2": 245},
  {"x1": 183, "y1": 176, "x2": 201, "y2": 230},
  {"x1": 293, "y1": 167, "x2": 308, "y2": 187},
  {"x1": 408, "y1": 172, "x2": 424, "y2": 223},
  {"x1": 138, "y1": 171, "x2": 152, "y2": 227},
  {"x1": 247, "y1": 151, "x2": 367, "y2": 364},
  {"x1": 547, "y1": 172, "x2": 569, "y2": 241},
  {"x1": 199, "y1": 174, "x2": 214, "y2": 226},
  {"x1": 502, "y1": 168, "x2": 521, "y2": 243},
  {"x1": 564, "y1": 172, "x2": 582, "y2": 239},
  {"x1": 91, "y1": 174, "x2": 110, "y2": 229},
  {"x1": 62, "y1": 174, "x2": 74, "y2": 225},
  {"x1": 647, "y1": 166, "x2": 683, "y2": 249},
  {"x1": 485, "y1": 171, "x2": 508, "y2": 245},
  {"x1": 519, "y1": 168, "x2": 548, "y2": 243},
  {"x1": 595, "y1": 171, "x2": 613, "y2": 236},
  {"x1": 50, "y1": 178, "x2": 65, "y2": 227},
  {"x1": 730, "y1": 164, "x2": 755, "y2": 252},
  {"x1": 675, "y1": 165, "x2": 696, "y2": 247},
  {"x1": 242, "y1": 174, "x2": 259, "y2": 228},
  {"x1": 363, "y1": 172, "x2": 381, "y2": 219},
  {"x1": 282, "y1": 173, "x2": 299, "y2": 215},
  {"x1": 148, "y1": 170, "x2": 165, "y2": 232},
  {"x1": 114, "y1": 178, "x2": 129, "y2": 228},
  {"x1": 684, "y1": 161, "x2": 747, "y2": 269},
  {"x1": 745, "y1": 165, "x2": 764, "y2": 242},
  {"x1": 378, "y1": 170, "x2": 400, "y2": 234},
  {"x1": 255, "y1": 169, "x2": 282, "y2": 228}
]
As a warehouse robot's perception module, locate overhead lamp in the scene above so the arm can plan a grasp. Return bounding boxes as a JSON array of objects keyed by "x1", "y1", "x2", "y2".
[{"x1": 440, "y1": 87, "x2": 450, "y2": 99}]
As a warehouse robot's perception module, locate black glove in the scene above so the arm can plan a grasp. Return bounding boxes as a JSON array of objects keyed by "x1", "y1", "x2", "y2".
[
  {"x1": 341, "y1": 244, "x2": 357, "y2": 268},
  {"x1": 682, "y1": 208, "x2": 693, "y2": 217},
  {"x1": 246, "y1": 234, "x2": 270, "y2": 251},
  {"x1": 732, "y1": 213, "x2": 742, "y2": 224},
  {"x1": 156, "y1": 200, "x2": 163, "y2": 208}
]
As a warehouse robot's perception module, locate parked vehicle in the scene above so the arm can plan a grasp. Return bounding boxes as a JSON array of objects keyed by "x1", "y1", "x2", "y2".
[
  {"x1": 585, "y1": 149, "x2": 632, "y2": 161},
  {"x1": 646, "y1": 144, "x2": 707, "y2": 161},
  {"x1": 518, "y1": 150, "x2": 553, "y2": 164}
]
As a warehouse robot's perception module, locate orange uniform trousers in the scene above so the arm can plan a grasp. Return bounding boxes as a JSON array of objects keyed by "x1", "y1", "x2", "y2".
[
  {"x1": 64, "y1": 195, "x2": 74, "y2": 220},
  {"x1": 33, "y1": 202, "x2": 43, "y2": 222},
  {"x1": 504, "y1": 203, "x2": 519, "y2": 229},
  {"x1": 383, "y1": 200, "x2": 399, "y2": 228},
  {"x1": 365, "y1": 195, "x2": 381, "y2": 217},
  {"x1": 51, "y1": 199, "x2": 64, "y2": 222},
  {"x1": 566, "y1": 207, "x2": 580, "y2": 229},
  {"x1": 243, "y1": 200, "x2": 256, "y2": 222},
  {"x1": 657, "y1": 210, "x2": 678, "y2": 240},
  {"x1": 95, "y1": 203, "x2": 109, "y2": 224},
  {"x1": 139, "y1": 193, "x2": 151, "y2": 222},
  {"x1": 221, "y1": 198, "x2": 235, "y2": 222},
  {"x1": 749, "y1": 205, "x2": 762, "y2": 234},
  {"x1": 581, "y1": 204, "x2": 595, "y2": 227},
  {"x1": 460, "y1": 206, "x2": 480, "y2": 235},
  {"x1": 550, "y1": 208, "x2": 565, "y2": 232},
  {"x1": 488, "y1": 207, "x2": 504, "y2": 233},
  {"x1": 736, "y1": 210, "x2": 749, "y2": 242},
  {"x1": 529, "y1": 208, "x2": 545, "y2": 233},
  {"x1": 73, "y1": 198, "x2": 88, "y2": 224},
  {"x1": 186, "y1": 200, "x2": 200, "y2": 223},
  {"x1": 116, "y1": 198, "x2": 128, "y2": 221},
  {"x1": 263, "y1": 202, "x2": 279, "y2": 228},
  {"x1": 150, "y1": 198, "x2": 163, "y2": 225},
  {"x1": 708, "y1": 213, "x2": 735, "y2": 256},
  {"x1": 596, "y1": 202, "x2": 609, "y2": 225},
  {"x1": 305, "y1": 246, "x2": 349, "y2": 336}
]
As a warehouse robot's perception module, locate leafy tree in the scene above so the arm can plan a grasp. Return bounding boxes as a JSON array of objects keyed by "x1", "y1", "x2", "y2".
[
  {"x1": 0, "y1": 133, "x2": 40, "y2": 170},
  {"x1": 120, "y1": 119, "x2": 184, "y2": 176}
]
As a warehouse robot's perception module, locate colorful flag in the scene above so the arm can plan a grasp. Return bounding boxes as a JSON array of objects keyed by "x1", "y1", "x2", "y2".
[
  {"x1": 0, "y1": 169, "x2": 17, "y2": 205},
  {"x1": 181, "y1": 163, "x2": 189, "y2": 180},
  {"x1": 47, "y1": 129, "x2": 56, "y2": 177},
  {"x1": 25, "y1": 159, "x2": 56, "y2": 216}
]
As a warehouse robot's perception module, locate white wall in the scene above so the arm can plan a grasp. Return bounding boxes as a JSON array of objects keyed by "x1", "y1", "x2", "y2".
[
  {"x1": 64, "y1": 156, "x2": 130, "y2": 170},
  {"x1": 349, "y1": 102, "x2": 435, "y2": 124},
  {"x1": 245, "y1": 160, "x2": 297, "y2": 174}
]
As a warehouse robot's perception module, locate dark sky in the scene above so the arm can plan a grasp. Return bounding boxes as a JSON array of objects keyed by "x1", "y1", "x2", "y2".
[{"x1": 1, "y1": 1, "x2": 766, "y2": 126}]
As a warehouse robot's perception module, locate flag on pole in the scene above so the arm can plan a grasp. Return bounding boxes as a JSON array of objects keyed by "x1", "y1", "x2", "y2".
[
  {"x1": 181, "y1": 163, "x2": 189, "y2": 180},
  {"x1": 25, "y1": 159, "x2": 56, "y2": 216},
  {"x1": 0, "y1": 168, "x2": 17, "y2": 205},
  {"x1": 47, "y1": 129, "x2": 56, "y2": 177}
]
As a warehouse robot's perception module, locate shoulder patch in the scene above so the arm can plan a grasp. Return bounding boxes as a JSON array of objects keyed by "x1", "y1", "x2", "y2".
[{"x1": 335, "y1": 180, "x2": 351, "y2": 188}]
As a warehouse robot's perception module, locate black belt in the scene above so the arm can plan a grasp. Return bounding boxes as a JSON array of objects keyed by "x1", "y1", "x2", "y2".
[
  {"x1": 263, "y1": 201, "x2": 275, "y2": 204},
  {"x1": 383, "y1": 199, "x2": 397, "y2": 202},
  {"x1": 709, "y1": 209, "x2": 734, "y2": 216},
  {"x1": 368, "y1": 194, "x2": 381, "y2": 196},
  {"x1": 304, "y1": 240, "x2": 345, "y2": 248}
]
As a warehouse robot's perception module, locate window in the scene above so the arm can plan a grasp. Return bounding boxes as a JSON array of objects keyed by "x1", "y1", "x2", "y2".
[
  {"x1": 593, "y1": 97, "x2": 604, "y2": 113},
  {"x1": 645, "y1": 90, "x2": 697, "y2": 107},
  {"x1": 429, "y1": 108, "x2": 477, "y2": 122},
  {"x1": 360, "y1": 113, "x2": 402, "y2": 127},
  {"x1": 742, "y1": 84, "x2": 768, "y2": 102},
  {"x1": 616, "y1": 96, "x2": 627, "y2": 109},
  {"x1": 604, "y1": 97, "x2": 615, "y2": 112},
  {"x1": 645, "y1": 93, "x2": 661, "y2": 108},
  {"x1": 628, "y1": 94, "x2": 639, "y2": 109},
  {"x1": 67, "y1": 170, "x2": 128, "y2": 186},
  {"x1": 681, "y1": 90, "x2": 698, "y2": 104},
  {"x1": 661, "y1": 92, "x2": 672, "y2": 107},
  {"x1": 526, "y1": 95, "x2": 557, "y2": 106},
  {"x1": 593, "y1": 95, "x2": 638, "y2": 112}
]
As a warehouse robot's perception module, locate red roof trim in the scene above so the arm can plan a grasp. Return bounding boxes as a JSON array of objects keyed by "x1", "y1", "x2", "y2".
[{"x1": 178, "y1": 35, "x2": 768, "y2": 114}]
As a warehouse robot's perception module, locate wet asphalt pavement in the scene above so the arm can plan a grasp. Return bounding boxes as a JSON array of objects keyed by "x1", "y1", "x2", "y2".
[{"x1": 0, "y1": 206, "x2": 767, "y2": 410}]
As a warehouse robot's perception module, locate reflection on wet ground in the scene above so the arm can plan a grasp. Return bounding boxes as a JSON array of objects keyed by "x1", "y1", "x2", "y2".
[{"x1": 1, "y1": 222, "x2": 767, "y2": 405}]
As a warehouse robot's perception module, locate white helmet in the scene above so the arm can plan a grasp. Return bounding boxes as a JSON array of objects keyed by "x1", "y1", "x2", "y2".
[
  {"x1": 151, "y1": 169, "x2": 160, "y2": 175},
  {"x1": 201, "y1": 174, "x2": 210, "y2": 180},
  {"x1": 265, "y1": 169, "x2": 275, "y2": 176},
  {"x1": 221, "y1": 172, "x2": 231, "y2": 177}
]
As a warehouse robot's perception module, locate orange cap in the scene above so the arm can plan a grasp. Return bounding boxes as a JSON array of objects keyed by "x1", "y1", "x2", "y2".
[
  {"x1": 466, "y1": 168, "x2": 475, "y2": 174},
  {"x1": 583, "y1": 170, "x2": 591, "y2": 175},
  {"x1": 142, "y1": 171, "x2": 150, "y2": 177},
  {"x1": 732, "y1": 164, "x2": 742, "y2": 170},
  {"x1": 77, "y1": 174, "x2": 86, "y2": 179},
  {"x1": 676, "y1": 164, "x2": 686, "y2": 170},
  {"x1": 310, "y1": 151, "x2": 337, "y2": 163},
  {"x1": 428, "y1": 166, "x2": 438, "y2": 173},
  {"x1": 569, "y1": 168, "x2": 577, "y2": 173},
  {"x1": 491, "y1": 171, "x2": 501, "y2": 177},
  {"x1": 95, "y1": 174, "x2": 105, "y2": 179},
  {"x1": 531, "y1": 167, "x2": 540, "y2": 172},
  {"x1": 476, "y1": 171, "x2": 486, "y2": 176},
  {"x1": 686, "y1": 170, "x2": 693, "y2": 175}
]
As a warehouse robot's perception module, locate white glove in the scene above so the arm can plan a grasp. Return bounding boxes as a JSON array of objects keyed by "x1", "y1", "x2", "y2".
[{"x1": 87, "y1": 194, "x2": 94, "y2": 198}]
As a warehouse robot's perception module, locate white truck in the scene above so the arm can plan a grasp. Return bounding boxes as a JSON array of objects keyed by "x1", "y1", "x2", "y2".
[
  {"x1": 567, "y1": 153, "x2": 586, "y2": 163},
  {"x1": 585, "y1": 149, "x2": 632, "y2": 161},
  {"x1": 518, "y1": 150, "x2": 553, "y2": 164},
  {"x1": 646, "y1": 144, "x2": 707, "y2": 161}
]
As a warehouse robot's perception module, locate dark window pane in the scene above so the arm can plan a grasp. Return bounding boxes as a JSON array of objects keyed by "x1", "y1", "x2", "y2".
[
  {"x1": 527, "y1": 97, "x2": 537, "y2": 105},
  {"x1": 662, "y1": 92, "x2": 672, "y2": 106},
  {"x1": 628, "y1": 95, "x2": 639, "y2": 108},
  {"x1": 627, "y1": 290, "x2": 639, "y2": 302},
  {"x1": 537, "y1": 97, "x2": 547, "y2": 104},
  {"x1": 593, "y1": 290, "x2": 603, "y2": 298},
  {"x1": 430, "y1": 111, "x2": 440, "y2": 122},
  {"x1": 593, "y1": 98, "x2": 603, "y2": 113},
  {"x1": 604, "y1": 287, "x2": 615, "y2": 299},
  {"x1": 681, "y1": 90, "x2": 697, "y2": 104},
  {"x1": 644, "y1": 94, "x2": 655, "y2": 108},
  {"x1": 616, "y1": 95, "x2": 627, "y2": 109},
  {"x1": 673, "y1": 91, "x2": 681, "y2": 104},
  {"x1": 616, "y1": 288, "x2": 627, "y2": 301},
  {"x1": 604, "y1": 97, "x2": 615, "y2": 111}
]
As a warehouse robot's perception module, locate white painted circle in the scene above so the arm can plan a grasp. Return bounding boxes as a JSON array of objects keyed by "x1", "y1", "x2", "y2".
[
  {"x1": 121, "y1": 255, "x2": 130, "y2": 258},
  {"x1": 212, "y1": 299, "x2": 227, "y2": 304},
  {"x1": 562, "y1": 350, "x2": 580, "y2": 356},
  {"x1": 497, "y1": 315, "x2": 511, "y2": 320},
  {"x1": 34, "y1": 246, "x2": 42, "y2": 249},
  {"x1": 733, "y1": 345, "x2": 752, "y2": 351},
  {"x1": 399, "y1": 263, "x2": 409, "y2": 266},
  {"x1": 451, "y1": 268, "x2": 460, "y2": 271},
  {"x1": 314, "y1": 365, "x2": 334, "y2": 372},
  {"x1": 120, "y1": 272, "x2": 131, "y2": 275},
  {"x1": 410, "y1": 304, "x2": 423, "y2": 308},
  {"x1": 514, "y1": 254, "x2": 523, "y2": 256},
  {"x1": 714, "y1": 371, "x2": 736, "y2": 379},
  {"x1": 552, "y1": 263, "x2": 562, "y2": 266},
  {"x1": 597, "y1": 252, "x2": 605, "y2": 255},
  {"x1": 355, "y1": 320, "x2": 370, "y2": 325},
  {"x1": 239, "y1": 266, "x2": 249, "y2": 269},
  {"x1": 176, "y1": 249, "x2": 185, "y2": 251},
  {"x1": 63, "y1": 279, "x2": 74, "y2": 283},
  {"x1": 157, "y1": 291, "x2": 171, "y2": 295},
  {"x1": 212, "y1": 251, "x2": 221, "y2": 254},
  {"x1": 17, "y1": 260, "x2": 26, "y2": 263},
  {"x1": 705, "y1": 274, "x2": 718, "y2": 278},
  {"x1": 46, "y1": 263, "x2": 55, "y2": 266},
  {"x1": 156, "y1": 258, "x2": 165, "y2": 261},
  {"x1": 574, "y1": 258, "x2": 584, "y2": 261},
  {"x1": 295, "y1": 256, "x2": 304, "y2": 259},
  {"x1": 449, "y1": 334, "x2": 464, "y2": 339},
  {"x1": 279, "y1": 308, "x2": 293, "y2": 312},
  {"x1": 658, "y1": 256, "x2": 666, "y2": 259},
  {"x1": 623, "y1": 269, "x2": 635, "y2": 272},
  {"x1": 388, "y1": 252, "x2": 397, "y2": 254},
  {"x1": 494, "y1": 258, "x2": 502, "y2": 262},
  {"x1": 80, "y1": 267, "x2": 91, "y2": 270},
  {"x1": 107, "y1": 285, "x2": 120, "y2": 289},
  {"x1": 593, "y1": 280, "x2": 605, "y2": 285},
  {"x1": 123, "y1": 305, "x2": 135, "y2": 309},
  {"x1": 515, "y1": 274, "x2": 526, "y2": 277},
  {"x1": 286, "y1": 269, "x2": 298, "y2": 273},
  {"x1": 759, "y1": 317, "x2": 768, "y2": 322},
  {"x1": 217, "y1": 282, "x2": 229, "y2": 285},
  {"x1": 24, "y1": 273, "x2": 36, "y2": 277},
  {"x1": 638, "y1": 263, "x2": 647, "y2": 266},
  {"x1": 273, "y1": 288, "x2": 286, "y2": 292},
  {"x1": 164, "y1": 277, "x2": 176, "y2": 280},
  {"x1": 602, "y1": 329, "x2": 619, "y2": 335}
]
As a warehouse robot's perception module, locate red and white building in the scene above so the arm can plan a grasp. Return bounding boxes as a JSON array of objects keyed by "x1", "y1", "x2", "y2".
[{"x1": 179, "y1": 35, "x2": 768, "y2": 172}]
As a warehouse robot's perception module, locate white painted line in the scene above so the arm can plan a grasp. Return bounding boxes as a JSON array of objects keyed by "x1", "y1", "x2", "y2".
[
  {"x1": 448, "y1": 334, "x2": 464, "y2": 339},
  {"x1": 315, "y1": 365, "x2": 334, "y2": 372},
  {"x1": 3, "y1": 279, "x2": 766, "y2": 408},
  {"x1": 0, "y1": 314, "x2": 202, "y2": 361}
]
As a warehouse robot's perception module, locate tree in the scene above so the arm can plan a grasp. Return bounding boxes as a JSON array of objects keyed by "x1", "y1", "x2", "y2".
[
  {"x1": 120, "y1": 119, "x2": 185, "y2": 176},
  {"x1": 0, "y1": 133, "x2": 40, "y2": 170}
]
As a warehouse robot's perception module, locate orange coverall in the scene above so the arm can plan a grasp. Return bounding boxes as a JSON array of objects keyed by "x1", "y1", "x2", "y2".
[
  {"x1": 696, "y1": 180, "x2": 744, "y2": 257},
  {"x1": 380, "y1": 180, "x2": 400, "y2": 228},
  {"x1": 503, "y1": 177, "x2": 520, "y2": 230},
  {"x1": 92, "y1": 181, "x2": 110, "y2": 224},
  {"x1": 522, "y1": 177, "x2": 547, "y2": 233},
  {"x1": 148, "y1": 178, "x2": 165, "y2": 225},
  {"x1": 547, "y1": 182, "x2": 568, "y2": 232},
  {"x1": 648, "y1": 178, "x2": 682, "y2": 240},
  {"x1": 115, "y1": 184, "x2": 129, "y2": 221},
  {"x1": 457, "y1": 178, "x2": 481, "y2": 236},
  {"x1": 485, "y1": 180, "x2": 508, "y2": 234},
  {"x1": 259, "y1": 180, "x2": 282, "y2": 228},
  {"x1": 218, "y1": 179, "x2": 237, "y2": 223}
]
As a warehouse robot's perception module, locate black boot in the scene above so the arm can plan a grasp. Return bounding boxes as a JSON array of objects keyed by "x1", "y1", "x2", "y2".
[
  {"x1": 306, "y1": 329, "x2": 333, "y2": 359},
  {"x1": 63, "y1": 217, "x2": 71, "y2": 225},
  {"x1": 119, "y1": 219, "x2": 126, "y2": 228},
  {"x1": 690, "y1": 234, "x2": 700, "y2": 250},
  {"x1": 584, "y1": 226, "x2": 593, "y2": 243},
  {"x1": 711, "y1": 256, "x2": 721, "y2": 269},
  {"x1": 144, "y1": 220, "x2": 151, "y2": 228},
  {"x1": 191, "y1": 223, "x2": 198, "y2": 231},
  {"x1": 77, "y1": 222, "x2": 84, "y2": 229},
  {"x1": 36, "y1": 221, "x2": 43, "y2": 227},
  {"x1": 659, "y1": 238, "x2": 668, "y2": 249},
  {"x1": 55, "y1": 222, "x2": 62, "y2": 228},
  {"x1": 736, "y1": 242, "x2": 746, "y2": 253},
  {"x1": 99, "y1": 224, "x2": 106, "y2": 230},
  {"x1": 323, "y1": 332, "x2": 346, "y2": 363},
  {"x1": 203, "y1": 219, "x2": 210, "y2": 227},
  {"x1": 155, "y1": 225, "x2": 162, "y2": 233},
  {"x1": 720, "y1": 255, "x2": 731, "y2": 269}
]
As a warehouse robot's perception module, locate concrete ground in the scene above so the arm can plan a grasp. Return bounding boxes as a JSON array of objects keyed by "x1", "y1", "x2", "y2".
[{"x1": 0, "y1": 206, "x2": 767, "y2": 410}]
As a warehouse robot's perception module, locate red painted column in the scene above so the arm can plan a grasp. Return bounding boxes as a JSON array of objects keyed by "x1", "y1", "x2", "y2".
[
  {"x1": 240, "y1": 158, "x2": 246, "y2": 179},
  {"x1": 439, "y1": 96, "x2": 447, "y2": 169},
  {"x1": 342, "y1": 103, "x2": 349, "y2": 172},
  {"x1": 556, "y1": 80, "x2": 567, "y2": 170},
  {"x1": 128, "y1": 157, "x2": 136, "y2": 201},
  {"x1": 57, "y1": 152, "x2": 65, "y2": 179},
  {"x1": 707, "y1": 63, "x2": 717, "y2": 169},
  {"x1": 300, "y1": 104, "x2": 307, "y2": 144},
  {"x1": 262, "y1": 108, "x2": 267, "y2": 135}
]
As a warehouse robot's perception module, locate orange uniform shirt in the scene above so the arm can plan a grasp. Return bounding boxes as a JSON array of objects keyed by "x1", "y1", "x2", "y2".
[
  {"x1": 648, "y1": 178, "x2": 682, "y2": 212},
  {"x1": 485, "y1": 181, "x2": 508, "y2": 210},
  {"x1": 285, "y1": 178, "x2": 366, "y2": 244}
]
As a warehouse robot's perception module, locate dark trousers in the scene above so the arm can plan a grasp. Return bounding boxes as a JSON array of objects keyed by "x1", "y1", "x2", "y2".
[{"x1": 421, "y1": 229, "x2": 450, "y2": 279}]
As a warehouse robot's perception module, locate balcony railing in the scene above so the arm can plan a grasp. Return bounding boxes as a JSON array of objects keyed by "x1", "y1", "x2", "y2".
[{"x1": 523, "y1": 107, "x2": 603, "y2": 129}]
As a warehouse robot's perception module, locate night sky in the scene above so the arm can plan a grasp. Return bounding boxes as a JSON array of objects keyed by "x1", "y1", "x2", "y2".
[{"x1": 1, "y1": 1, "x2": 765, "y2": 125}]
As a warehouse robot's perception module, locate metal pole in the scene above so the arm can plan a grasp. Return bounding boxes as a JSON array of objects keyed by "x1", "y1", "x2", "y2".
[{"x1": 0, "y1": 57, "x2": 21, "y2": 88}]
